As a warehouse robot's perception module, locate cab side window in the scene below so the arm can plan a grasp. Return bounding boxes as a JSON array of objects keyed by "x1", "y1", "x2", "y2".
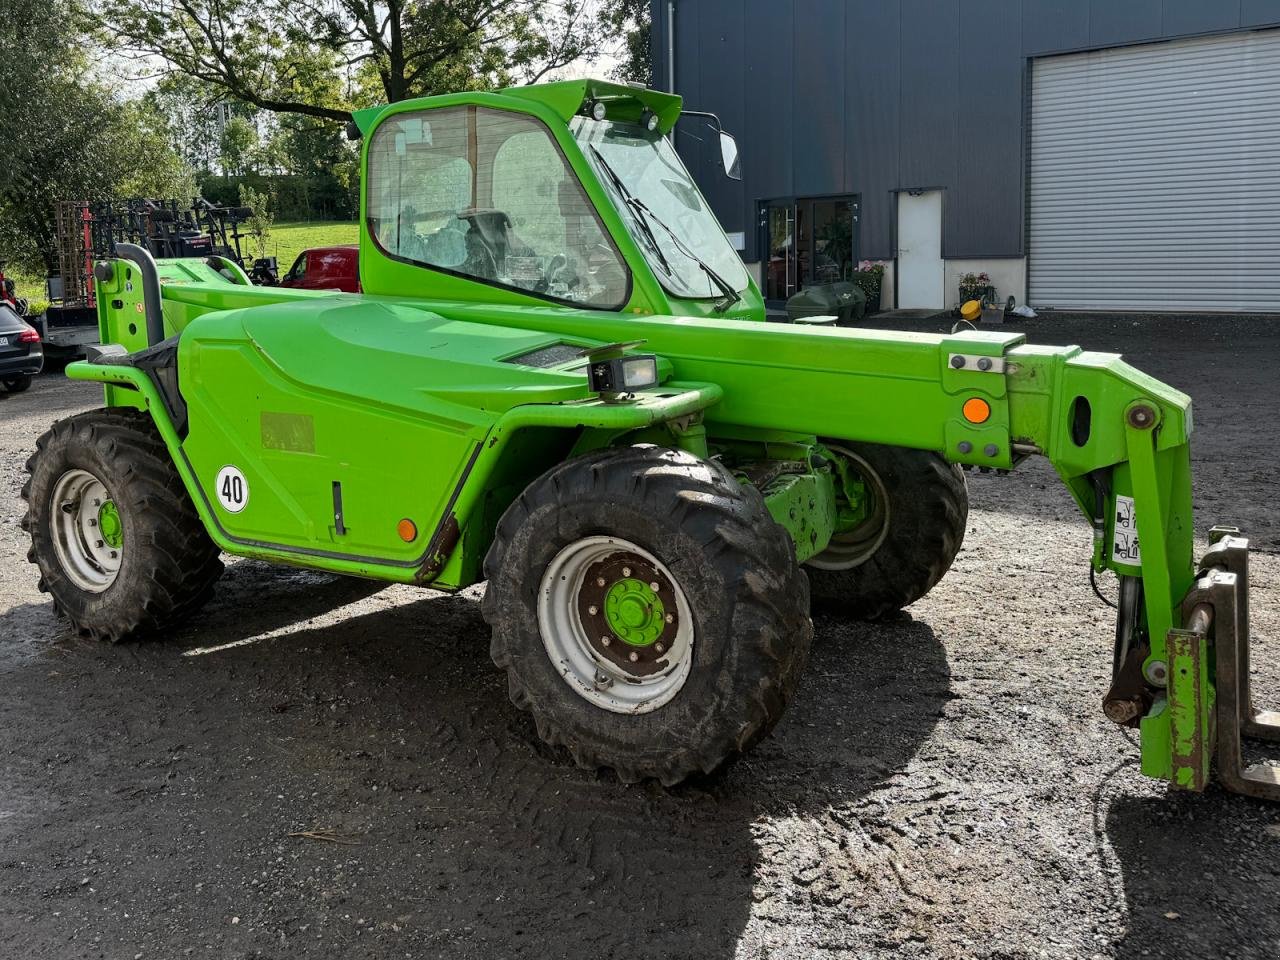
[{"x1": 366, "y1": 106, "x2": 628, "y2": 309}]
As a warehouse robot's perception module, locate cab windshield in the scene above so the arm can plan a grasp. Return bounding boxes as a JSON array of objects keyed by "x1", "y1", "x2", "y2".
[{"x1": 572, "y1": 117, "x2": 750, "y2": 301}]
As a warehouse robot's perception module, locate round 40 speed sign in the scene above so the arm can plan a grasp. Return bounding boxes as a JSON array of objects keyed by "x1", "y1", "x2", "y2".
[{"x1": 214, "y1": 465, "x2": 249, "y2": 514}]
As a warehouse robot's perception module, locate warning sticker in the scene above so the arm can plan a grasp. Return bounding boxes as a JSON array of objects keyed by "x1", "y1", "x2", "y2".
[{"x1": 1112, "y1": 494, "x2": 1141, "y2": 565}]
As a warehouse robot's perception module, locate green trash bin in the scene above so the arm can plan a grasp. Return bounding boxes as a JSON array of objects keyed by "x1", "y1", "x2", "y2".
[{"x1": 784, "y1": 282, "x2": 866, "y2": 326}]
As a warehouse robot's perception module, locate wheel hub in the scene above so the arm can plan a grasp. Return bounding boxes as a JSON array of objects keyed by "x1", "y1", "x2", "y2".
[
  {"x1": 538, "y1": 535, "x2": 694, "y2": 715},
  {"x1": 606, "y1": 579, "x2": 665, "y2": 642},
  {"x1": 97, "y1": 501, "x2": 123, "y2": 549},
  {"x1": 49, "y1": 469, "x2": 123, "y2": 593},
  {"x1": 577, "y1": 553, "x2": 680, "y2": 677}
]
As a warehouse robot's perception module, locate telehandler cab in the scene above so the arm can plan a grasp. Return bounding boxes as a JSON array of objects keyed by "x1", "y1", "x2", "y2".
[{"x1": 23, "y1": 79, "x2": 1280, "y2": 794}]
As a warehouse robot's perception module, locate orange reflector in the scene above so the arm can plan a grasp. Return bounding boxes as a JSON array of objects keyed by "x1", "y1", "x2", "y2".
[
  {"x1": 397, "y1": 518, "x2": 418, "y2": 542},
  {"x1": 963, "y1": 397, "x2": 991, "y2": 424}
]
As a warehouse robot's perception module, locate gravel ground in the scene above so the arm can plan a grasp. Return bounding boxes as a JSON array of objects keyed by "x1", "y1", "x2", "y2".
[{"x1": 2, "y1": 313, "x2": 1279, "y2": 960}]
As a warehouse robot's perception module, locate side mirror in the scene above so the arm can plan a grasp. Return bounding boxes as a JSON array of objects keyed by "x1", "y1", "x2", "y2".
[
  {"x1": 679, "y1": 110, "x2": 743, "y2": 180},
  {"x1": 719, "y1": 131, "x2": 741, "y2": 180}
]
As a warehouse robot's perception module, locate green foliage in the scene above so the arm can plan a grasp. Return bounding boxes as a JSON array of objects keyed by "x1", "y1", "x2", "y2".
[
  {"x1": 602, "y1": 0, "x2": 653, "y2": 85},
  {"x1": 148, "y1": 76, "x2": 225, "y2": 175},
  {"x1": 850, "y1": 262, "x2": 888, "y2": 310},
  {"x1": 0, "y1": 0, "x2": 195, "y2": 276},
  {"x1": 112, "y1": 100, "x2": 198, "y2": 199},
  {"x1": 201, "y1": 174, "x2": 355, "y2": 221},
  {"x1": 219, "y1": 116, "x2": 259, "y2": 177},
  {"x1": 103, "y1": 0, "x2": 614, "y2": 120},
  {"x1": 237, "y1": 185, "x2": 275, "y2": 260}
]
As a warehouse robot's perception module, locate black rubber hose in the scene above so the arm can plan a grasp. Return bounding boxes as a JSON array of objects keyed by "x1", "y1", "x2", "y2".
[{"x1": 113, "y1": 243, "x2": 165, "y2": 346}]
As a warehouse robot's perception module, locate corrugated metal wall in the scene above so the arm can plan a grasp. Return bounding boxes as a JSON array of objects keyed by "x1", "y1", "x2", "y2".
[
  {"x1": 1029, "y1": 30, "x2": 1280, "y2": 310},
  {"x1": 653, "y1": 0, "x2": 1280, "y2": 265}
]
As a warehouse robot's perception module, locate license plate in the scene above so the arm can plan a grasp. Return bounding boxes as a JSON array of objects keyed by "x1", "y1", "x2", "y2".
[{"x1": 0, "y1": 337, "x2": 8, "y2": 347}]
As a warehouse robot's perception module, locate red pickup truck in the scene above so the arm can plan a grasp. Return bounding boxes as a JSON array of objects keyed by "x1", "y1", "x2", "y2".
[{"x1": 278, "y1": 245, "x2": 360, "y2": 292}]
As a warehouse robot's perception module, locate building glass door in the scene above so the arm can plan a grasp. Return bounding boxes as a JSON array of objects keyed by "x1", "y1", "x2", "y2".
[
  {"x1": 759, "y1": 196, "x2": 859, "y2": 309},
  {"x1": 762, "y1": 202, "x2": 797, "y2": 303}
]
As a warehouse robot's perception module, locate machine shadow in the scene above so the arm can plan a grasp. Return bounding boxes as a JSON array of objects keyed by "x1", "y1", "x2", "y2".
[
  {"x1": 0, "y1": 560, "x2": 385, "y2": 658},
  {"x1": 0, "y1": 581, "x2": 950, "y2": 959},
  {"x1": 1105, "y1": 789, "x2": 1280, "y2": 958}
]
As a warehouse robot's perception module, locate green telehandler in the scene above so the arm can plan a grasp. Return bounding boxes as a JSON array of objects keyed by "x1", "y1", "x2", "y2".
[{"x1": 22, "y1": 79, "x2": 1279, "y2": 794}]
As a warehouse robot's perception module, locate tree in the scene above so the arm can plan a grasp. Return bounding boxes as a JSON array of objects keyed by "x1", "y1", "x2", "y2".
[
  {"x1": 602, "y1": 0, "x2": 652, "y2": 86},
  {"x1": 237, "y1": 185, "x2": 274, "y2": 260},
  {"x1": 148, "y1": 75, "x2": 233, "y2": 176},
  {"x1": 0, "y1": 0, "x2": 195, "y2": 275},
  {"x1": 219, "y1": 116, "x2": 260, "y2": 176},
  {"x1": 104, "y1": 0, "x2": 610, "y2": 122}
]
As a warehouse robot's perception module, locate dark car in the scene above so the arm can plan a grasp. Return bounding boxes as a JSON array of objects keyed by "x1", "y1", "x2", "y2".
[
  {"x1": 278, "y1": 245, "x2": 360, "y2": 293},
  {"x1": 0, "y1": 303, "x2": 43, "y2": 392}
]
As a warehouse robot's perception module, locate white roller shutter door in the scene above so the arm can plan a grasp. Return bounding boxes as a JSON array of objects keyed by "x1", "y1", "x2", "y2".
[{"x1": 1030, "y1": 29, "x2": 1280, "y2": 311}]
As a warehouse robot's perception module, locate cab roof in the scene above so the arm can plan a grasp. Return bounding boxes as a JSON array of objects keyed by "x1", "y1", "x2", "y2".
[{"x1": 350, "y1": 79, "x2": 683, "y2": 138}]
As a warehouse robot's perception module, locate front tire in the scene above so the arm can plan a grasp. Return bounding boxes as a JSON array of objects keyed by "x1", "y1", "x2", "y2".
[
  {"x1": 806, "y1": 441, "x2": 968, "y2": 620},
  {"x1": 482, "y1": 445, "x2": 812, "y2": 785},
  {"x1": 22, "y1": 408, "x2": 224, "y2": 642}
]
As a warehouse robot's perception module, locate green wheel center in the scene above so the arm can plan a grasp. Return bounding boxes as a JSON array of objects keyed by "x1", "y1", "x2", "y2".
[
  {"x1": 603, "y1": 578, "x2": 666, "y2": 646},
  {"x1": 97, "y1": 501, "x2": 123, "y2": 549}
]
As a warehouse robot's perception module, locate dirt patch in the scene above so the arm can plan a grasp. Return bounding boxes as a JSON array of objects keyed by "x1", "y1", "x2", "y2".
[{"x1": 1, "y1": 317, "x2": 1278, "y2": 959}]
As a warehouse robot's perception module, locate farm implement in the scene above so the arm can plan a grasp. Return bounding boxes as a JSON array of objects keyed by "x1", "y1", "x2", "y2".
[{"x1": 22, "y1": 79, "x2": 1279, "y2": 796}]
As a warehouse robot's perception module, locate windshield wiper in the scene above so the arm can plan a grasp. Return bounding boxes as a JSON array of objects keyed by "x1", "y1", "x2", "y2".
[
  {"x1": 589, "y1": 145, "x2": 677, "y2": 280},
  {"x1": 627, "y1": 196, "x2": 742, "y2": 310},
  {"x1": 590, "y1": 145, "x2": 742, "y2": 311},
  {"x1": 588, "y1": 146, "x2": 741, "y2": 311}
]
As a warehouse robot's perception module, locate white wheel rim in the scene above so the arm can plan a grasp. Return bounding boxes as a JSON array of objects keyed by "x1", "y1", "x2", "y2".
[
  {"x1": 49, "y1": 468, "x2": 122, "y2": 593},
  {"x1": 807, "y1": 444, "x2": 891, "y2": 571},
  {"x1": 537, "y1": 535, "x2": 694, "y2": 715}
]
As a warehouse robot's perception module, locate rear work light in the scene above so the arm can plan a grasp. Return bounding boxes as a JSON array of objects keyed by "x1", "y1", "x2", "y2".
[{"x1": 18, "y1": 325, "x2": 40, "y2": 344}]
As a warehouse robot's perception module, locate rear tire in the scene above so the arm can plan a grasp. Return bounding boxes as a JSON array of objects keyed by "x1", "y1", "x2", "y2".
[
  {"x1": 22, "y1": 408, "x2": 223, "y2": 642},
  {"x1": 482, "y1": 445, "x2": 812, "y2": 785},
  {"x1": 3, "y1": 374, "x2": 32, "y2": 393},
  {"x1": 806, "y1": 441, "x2": 967, "y2": 620}
]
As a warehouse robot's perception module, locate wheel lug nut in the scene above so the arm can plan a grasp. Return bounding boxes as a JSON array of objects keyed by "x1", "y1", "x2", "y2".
[
  {"x1": 600, "y1": 636, "x2": 611, "y2": 647},
  {"x1": 622, "y1": 566, "x2": 631, "y2": 577},
  {"x1": 649, "y1": 581, "x2": 659, "y2": 591},
  {"x1": 665, "y1": 613, "x2": 674, "y2": 623},
  {"x1": 628, "y1": 651, "x2": 639, "y2": 663},
  {"x1": 596, "y1": 577, "x2": 606, "y2": 587},
  {"x1": 588, "y1": 604, "x2": 598, "y2": 615},
  {"x1": 655, "y1": 643, "x2": 665, "y2": 654}
]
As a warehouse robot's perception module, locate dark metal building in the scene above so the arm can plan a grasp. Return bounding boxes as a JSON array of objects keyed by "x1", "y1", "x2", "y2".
[{"x1": 651, "y1": 1, "x2": 1280, "y2": 312}]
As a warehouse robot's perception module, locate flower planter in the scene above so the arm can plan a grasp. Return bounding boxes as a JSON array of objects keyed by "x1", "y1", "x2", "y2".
[{"x1": 959, "y1": 283, "x2": 995, "y2": 306}]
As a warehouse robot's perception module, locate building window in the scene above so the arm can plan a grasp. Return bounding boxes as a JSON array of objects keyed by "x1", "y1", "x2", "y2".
[
  {"x1": 366, "y1": 106, "x2": 629, "y2": 309},
  {"x1": 760, "y1": 196, "x2": 859, "y2": 304}
]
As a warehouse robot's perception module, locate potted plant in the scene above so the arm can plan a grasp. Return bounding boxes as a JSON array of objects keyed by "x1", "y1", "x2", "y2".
[
  {"x1": 851, "y1": 259, "x2": 887, "y2": 312},
  {"x1": 959, "y1": 271, "x2": 993, "y2": 305}
]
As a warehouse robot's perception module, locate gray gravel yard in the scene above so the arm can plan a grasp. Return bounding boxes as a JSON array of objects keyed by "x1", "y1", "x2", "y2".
[{"x1": 1, "y1": 313, "x2": 1279, "y2": 959}]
